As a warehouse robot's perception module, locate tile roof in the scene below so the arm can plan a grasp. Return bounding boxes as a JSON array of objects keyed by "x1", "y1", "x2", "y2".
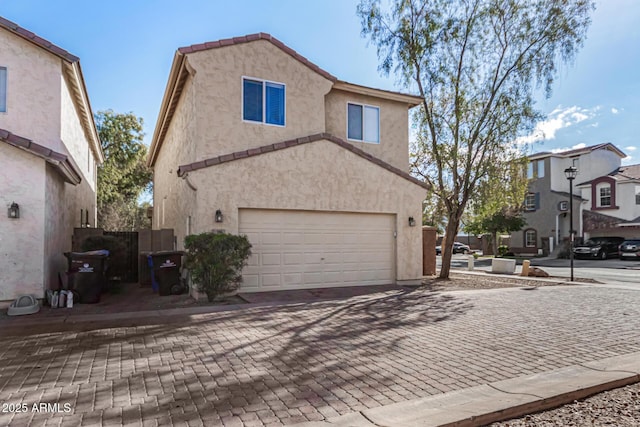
[
  {"x1": 178, "y1": 33, "x2": 337, "y2": 83},
  {"x1": 613, "y1": 163, "x2": 640, "y2": 180},
  {"x1": 177, "y1": 133, "x2": 430, "y2": 190},
  {"x1": 0, "y1": 16, "x2": 79, "y2": 63},
  {"x1": 529, "y1": 142, "x2": 626, "y2": 160},
  {"x1": 0, "y1": 128, "x2": 82, "y2": 184}
]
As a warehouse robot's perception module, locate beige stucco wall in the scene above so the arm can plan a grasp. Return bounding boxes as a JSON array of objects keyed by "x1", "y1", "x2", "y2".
[
  {"x1": 187, "y1": 40, "x2": 334, "y2": 160},
  {"x1": 0, "y1": 29, "x2": 61, "y2": 150},
  {"x1": 0, "y1": 144, "x2": 46, "y2": 301},
  {"x1": 325, "y1": 89, "x2": 410, "y2": 171},
  {"x1": 153, "y1": 73, "x2": 198, "y2": 245},
  {"x1": 186, "y1": 139, "x2": 426, "y2": 282},
  {"x1": 61, "y1": 74, "x2": 97, "y2": 191}
]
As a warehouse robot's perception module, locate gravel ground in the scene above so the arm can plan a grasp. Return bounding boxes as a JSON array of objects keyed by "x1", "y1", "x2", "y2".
[
  {"x1": 437, "y1": 272, "x2": 639, "y2": 427},
  {"x1": 490, "y1": 381, "x2": 640, "y2": 426},
  {"x1": 423, "y1": 272, "x2": 586, "y2": 291}
]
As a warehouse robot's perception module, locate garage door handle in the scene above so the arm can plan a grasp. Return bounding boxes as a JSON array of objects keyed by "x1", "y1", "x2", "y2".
[{"x1": 321, "y1": 257, "x2": 325, "y2": 260}]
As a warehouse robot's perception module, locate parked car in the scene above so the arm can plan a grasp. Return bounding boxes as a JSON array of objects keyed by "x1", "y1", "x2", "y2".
[
  {"x1": 573, "y1": 236, "x2": 625, "y2": 260},
  {"x1": 619, "y1": 239, "x2": 640, "y2": 260},
  {"x1": 435, "y1": 242, "x2": 472, "y2": 255}
]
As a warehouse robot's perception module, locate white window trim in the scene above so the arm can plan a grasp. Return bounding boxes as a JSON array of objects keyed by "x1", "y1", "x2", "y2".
[
  {"x1": 525, "y1": 230, "x2": 536, "y2": 247},
  {"x1": 241, "y1": 76, "x2": 286, "y2": 127},
  {"x1": 524, "y1": 193, "x2": 536, "y2": 211},
  {"x1": 346, "y1": 101, "x2": 380, "y2": 144},
  {"x1": 597, "y1": 183, "x2": 612, "y2": 207}
]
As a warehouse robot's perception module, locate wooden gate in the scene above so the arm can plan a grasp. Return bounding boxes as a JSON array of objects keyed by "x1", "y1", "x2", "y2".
[{"x1": 104, "y1": 231, "x2": 139, "y2": 282}]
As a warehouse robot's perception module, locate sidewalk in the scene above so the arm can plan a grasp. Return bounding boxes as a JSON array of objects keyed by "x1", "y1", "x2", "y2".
[{"x1": 294, "y1": 352, "x2": 640, "y2": 426}]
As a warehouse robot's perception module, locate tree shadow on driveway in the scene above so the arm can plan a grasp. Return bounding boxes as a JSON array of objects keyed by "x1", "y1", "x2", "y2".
[{"x1": 0, "y1": 287, "x2": 474, "y2": 426}]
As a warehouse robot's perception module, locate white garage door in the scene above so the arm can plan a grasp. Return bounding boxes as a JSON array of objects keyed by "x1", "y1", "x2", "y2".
[{"x1": 239, "y1": 209, "x2": 395, "y2": 291}]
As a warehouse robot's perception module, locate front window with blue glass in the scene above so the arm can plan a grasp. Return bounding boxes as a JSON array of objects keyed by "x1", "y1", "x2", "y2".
[{"x1": 243, "y1": 78, "x2": 285, "y2": 126}]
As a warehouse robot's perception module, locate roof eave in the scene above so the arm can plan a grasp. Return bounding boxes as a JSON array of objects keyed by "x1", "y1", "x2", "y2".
[
  {"x1": 148, "y1": 51, "x2": 187, "y2": 167},
  {"x1": 332, "y1": 80, "x2": 423, "y2": 107}
]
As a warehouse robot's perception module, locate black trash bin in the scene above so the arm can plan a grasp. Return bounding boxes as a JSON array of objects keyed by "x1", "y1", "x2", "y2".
[
  {"x1": 64, "y1": 250, "x2": 109, "y2": 304},
  {"x1": 148, "y1": 251, "x2": 183, "y2": 296}
]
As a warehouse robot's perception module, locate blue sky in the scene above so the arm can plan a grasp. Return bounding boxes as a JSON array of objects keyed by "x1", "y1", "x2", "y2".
[{"x1": 2, "y1": 0, "x2": 638, "y2": 165}]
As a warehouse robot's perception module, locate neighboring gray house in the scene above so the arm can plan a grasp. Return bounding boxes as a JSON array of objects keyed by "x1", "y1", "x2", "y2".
[{"x1": 510, "y1": 143, "x2": 626, "y2": 255}]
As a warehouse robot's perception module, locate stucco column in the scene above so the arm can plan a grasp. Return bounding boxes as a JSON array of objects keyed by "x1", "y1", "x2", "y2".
[{"x1": 422, "y1": 226, "x2": 437, "y2": 276}]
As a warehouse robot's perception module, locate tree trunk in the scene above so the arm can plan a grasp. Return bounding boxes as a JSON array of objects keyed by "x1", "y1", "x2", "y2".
[{"x1": 439, "y1": 216, "x2": 460, "y2": 279}]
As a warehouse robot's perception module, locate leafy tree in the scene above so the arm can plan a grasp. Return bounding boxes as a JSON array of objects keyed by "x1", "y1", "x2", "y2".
[
  {"x1": 465, "y1": 206, "x2": 526, "y2": 255},
  {"x1": 96, "y1": 110, "x2": 152, "y2": 230},
  {"x1": 359, "y1": 0, "x2": 594, "y2": 277}
]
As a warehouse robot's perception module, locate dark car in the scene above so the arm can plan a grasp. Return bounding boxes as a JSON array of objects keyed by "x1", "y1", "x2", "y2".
[
  {"x1": 619, "y1": 239, "x2": 640, "y2": 260},
  {"x1": 573, "y1": 236, "x2": 625, "y2": 260},
  {"x1": 436, "y1": 242, "x2": 471, "y2": 255}
]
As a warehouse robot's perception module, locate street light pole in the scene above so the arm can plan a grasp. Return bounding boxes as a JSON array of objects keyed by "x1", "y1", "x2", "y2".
[{"x1": 564, "y1": 166, "x2": 578, "y2": 282}]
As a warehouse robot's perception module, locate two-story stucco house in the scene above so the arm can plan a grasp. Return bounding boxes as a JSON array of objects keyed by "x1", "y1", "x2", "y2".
[
  {"x1": 510, "y1": 143, "x2": 626, "y2": 255},
  {"x1": 0, "y1": 17, "x2": 104, "y2": 303},
  {"x1": 577, "y1": 163, "x2": 640, "y2": 240},
  {"x1": 148, "y1": 33, "x2": 428, "y2": 292}
]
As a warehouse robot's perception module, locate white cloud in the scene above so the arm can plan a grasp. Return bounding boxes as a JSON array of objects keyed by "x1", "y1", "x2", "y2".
[
  {"x1": 611, "y1": 107, "x2": 619, "y2": 114},
  {"x1": 622, "y1": 156, "x2": 634, "y2": 166},
  {"x1": 516, "y1": 105, "x2": 598, "y2": 145},
  {"x1": 551, "y1": 143, "x2": 587, "y2": 154},
  {"x1": 625, "y1": 146, "x2": 637, "y2": 151}
]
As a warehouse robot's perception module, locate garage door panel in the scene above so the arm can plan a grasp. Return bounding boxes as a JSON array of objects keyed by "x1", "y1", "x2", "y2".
[
  {"x1": 261, "y1": 253, "x2": 282, "y2": 265},
  {"x1": 239, "y1": 209, "x2": 394, "y2": 291}
]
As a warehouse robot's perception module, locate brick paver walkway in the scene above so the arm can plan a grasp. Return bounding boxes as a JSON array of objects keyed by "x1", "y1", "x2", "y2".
[{"x1": 2, "y1": 285, "x2": 640, "y2": 426}]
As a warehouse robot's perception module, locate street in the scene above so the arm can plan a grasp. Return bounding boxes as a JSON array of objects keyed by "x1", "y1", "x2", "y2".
[{"x1": 443, "y1": 255, "x2": 640, "y2": 286}]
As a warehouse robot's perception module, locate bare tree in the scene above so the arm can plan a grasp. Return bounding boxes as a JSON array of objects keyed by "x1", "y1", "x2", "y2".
[{"x1": 359, "y1": 0, "x2": 594, "y2": 277}]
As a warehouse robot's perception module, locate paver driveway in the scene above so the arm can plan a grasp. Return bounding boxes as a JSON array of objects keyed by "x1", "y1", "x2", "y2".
[{"x1": 2, "y1": 285, "x2": 640, "y2": 426}]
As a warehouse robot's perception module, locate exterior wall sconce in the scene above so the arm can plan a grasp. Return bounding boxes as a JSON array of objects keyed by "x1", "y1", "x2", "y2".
[
  {"x1": 215, "y1": 209, "x2": 223, "y2": 223},
  {"x1": 408, "y1": 216, "x2": 416, "y2": 227},
  {"x1": 8, "y1": 202, "x2": 19, "y2": 219}
]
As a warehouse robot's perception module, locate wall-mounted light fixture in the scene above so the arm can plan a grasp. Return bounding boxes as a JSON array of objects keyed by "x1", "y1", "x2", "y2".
[
  {"x1": 8, "y1": 202, "x2": 19, "y2": 219},
  {"x1": 408, "y1": 216, "x2": 416, "y2": 227},
  {"x1": 215, "y1": 209, "x2": 223, "y2": 223}
]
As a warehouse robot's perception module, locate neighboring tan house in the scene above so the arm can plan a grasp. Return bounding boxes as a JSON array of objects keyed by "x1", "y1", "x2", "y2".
[
  {"x1": 510, "y1": 143, "x2": 627, "y2": 255},
  {"x1": 0, "y1": 17, "x2": 104, "y2": 303},
  {"x1": 577, "y1": 163, "x2": 640, "y2": 240},
  {"x1": 148, "y1": 33, "x2": 428, "y2": 292}
]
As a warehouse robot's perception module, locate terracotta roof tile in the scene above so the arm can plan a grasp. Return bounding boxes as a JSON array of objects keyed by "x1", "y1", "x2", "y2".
[
  {"x1": 177, "y1": 33, "x2": 337, "y2": 82},
  {"x1": 176, "y1": 133, "x2": 429, "y2": 190},
  {"x1": 0, "y1": 16, "x2": 79, "y2": 63},
  {"x1": 0, "y1": 127, "x2": 82, "y2": 184}
]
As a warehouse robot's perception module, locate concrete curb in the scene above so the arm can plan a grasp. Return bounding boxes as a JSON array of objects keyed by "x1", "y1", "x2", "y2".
[{"x1": 293, "y1": 352, "x2": 640, "y2": 427}]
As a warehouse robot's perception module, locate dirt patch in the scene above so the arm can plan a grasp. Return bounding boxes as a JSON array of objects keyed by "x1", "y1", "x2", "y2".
[{"x1": 422, "y1": 272, "x2": 592, "y2": 291}]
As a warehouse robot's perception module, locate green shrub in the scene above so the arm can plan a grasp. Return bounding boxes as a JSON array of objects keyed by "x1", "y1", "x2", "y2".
[
  {"x1": 497, "y1": 245, "x2": 510, "y2": 257},
  {"x1": 184, "y1": 232, "x2": 252, "y2": 302}
]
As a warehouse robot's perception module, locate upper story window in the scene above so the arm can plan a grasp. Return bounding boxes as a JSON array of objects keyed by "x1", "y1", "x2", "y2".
[
  {"x1": 636, "y1": 186, "x2": 640, "y2": 205},
  {"x1": 527, "y1": 159, "x2": 544, "y2": 179},
  {"x1": 347, "y1": 103, "x2": 379, "y2": 144},
  {"x1": 572, "y1": 157, "x2": 579, "y2": 169},
  {"x1": 599, "y1": 185, "x2": 611, "y2": 207},
  {"x1": 242, "y1": 78, "x2": 285, "y2": 126},
  {"x1": 0, "y1": 67, "x2": 6, "y2": 113}
]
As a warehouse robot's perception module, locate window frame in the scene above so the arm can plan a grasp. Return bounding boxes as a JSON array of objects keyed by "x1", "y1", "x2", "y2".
[
  {"x1": 0, "y1": 66, "x2": 6, "y2": 113},
  {"x1": 241, "y1": 76, "x2": 286, "y2": 127},
  {"x1": 524, "y1": 229, "x2": 537, "y2": 248},
  {"x1": 524, "y1": 193, "x2": 536, "y2": 211},
  {"x1": 599, "y1": 185, "x2": 612, "y2": 207},
  {"x1": 636, "y1": 186, "x2": 640, "y2": 205},
  {"x1": 346, "y1": 101, "x2": 380, "y2": 144}
]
